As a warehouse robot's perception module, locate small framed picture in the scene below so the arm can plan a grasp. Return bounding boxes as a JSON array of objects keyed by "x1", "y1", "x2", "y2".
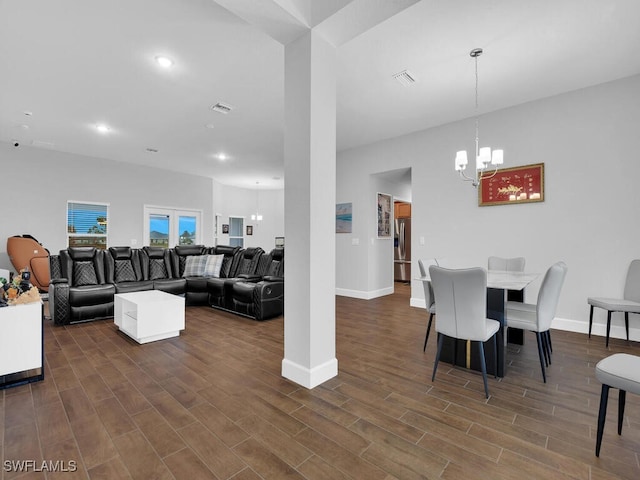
[
  {"x1": 222, "y1": 224, "x2": 229, "y2": 234},
  {"x1": 377, "y1": 192, "x2": 392, "y2": 238},
  {"x1": 246, "y1": 225, "x2": 253, "y2": 236}
]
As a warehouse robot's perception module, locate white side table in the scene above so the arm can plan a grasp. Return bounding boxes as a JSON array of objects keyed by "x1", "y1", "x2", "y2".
[
  {"x1": 114, "y1": 290, "x2": 185, "y2": 344},
  {"x1": 0, "y1": 301, "x2": 44, "y2": 389}
]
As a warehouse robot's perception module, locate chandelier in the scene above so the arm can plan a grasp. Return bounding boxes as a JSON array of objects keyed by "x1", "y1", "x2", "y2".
[
  {"x1": 454, "y1": 48, "x2": 503, "y2": 187},
  {"x1": 251, "y1": 181, "x2": 263, "y2": 221}
]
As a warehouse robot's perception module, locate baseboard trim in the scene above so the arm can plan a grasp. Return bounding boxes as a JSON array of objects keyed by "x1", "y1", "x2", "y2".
[
  {"x1": 410, "y1": 297, "x2": 426, "y2": 309},
  {"x1": 281, "y1": 357, "x2": 338, "y2": 389},
  {"x1": 336, "y1": 287, "x2": 394, "y2": 300},
  {"x1": 552, "y1": 316, "x2": 640, "y2": 342}
]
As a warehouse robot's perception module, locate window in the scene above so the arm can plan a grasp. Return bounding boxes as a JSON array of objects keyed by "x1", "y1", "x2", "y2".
[
  {"x1": 228, "y1": 216, "x2": 244, "y2": 247},
  {"x1": 144, "y1": 206, "x2": 202, "y2": 247},
  {"x1": 67, "y1": 201, "x2": 109, "y2": 249}
]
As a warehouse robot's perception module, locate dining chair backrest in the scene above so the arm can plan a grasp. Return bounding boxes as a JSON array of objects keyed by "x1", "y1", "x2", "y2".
[
  {"x1": 536, "y1": 261, "x2": 568, "y2": 331},
  {"x1": 418, "y1": 258, "x2": 437, "y2": 309},
  {"x1": 488, "y1": 256, "x2": 525, "y2": 272},
  {"x1": 623, "y1": 260, "x2": 640, "y2": 303},
  {"x1": 429, "y1": 266, "x2": 487, "y2": 342}
]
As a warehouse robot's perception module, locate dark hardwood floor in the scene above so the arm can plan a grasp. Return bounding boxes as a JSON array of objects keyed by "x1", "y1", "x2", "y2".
[{"x1": 2, "y1": 284, "x2": 639, "y2": 479}]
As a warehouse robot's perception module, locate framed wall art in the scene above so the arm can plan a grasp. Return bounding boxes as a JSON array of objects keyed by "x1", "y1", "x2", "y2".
[
  {"x1": 336, "y1": 202, "x2": 352, "y2": 233},
  {"x1": 377, "y1": 192, "x2": 392, "y2": 238},
  {"x1": 478, "y1": 163, "x2": 544, "y2": 206}
]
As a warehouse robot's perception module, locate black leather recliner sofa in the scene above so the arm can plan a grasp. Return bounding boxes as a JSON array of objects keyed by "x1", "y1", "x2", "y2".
[
  {"x1": 49, "y1": 247, "x2": 116, "y2": 324},
  {"x1": 231, "y1": 247, "x2": 284, "y2": 320},
  {"x1": 207, "y1": 247, "x2": 264, "y2": 309},
  {"x1": 139, "y1": 246, "x2": 186, "y2": 295},
  {"x1": 48, "y1": 244, "x2": 283, "y2": 325},
  {"x1": 171, "y1": 244, "x2": 209, "y2": 305},
  {"x1": 105, "y1": 246, "x2": 153, "y2": 293}
]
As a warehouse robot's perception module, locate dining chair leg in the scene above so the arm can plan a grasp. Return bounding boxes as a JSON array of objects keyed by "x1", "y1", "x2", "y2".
[
  {"x1": 542, "y1": 331, "x2": 551, "y2": 366},
  {"x1": 544, "y1": 331, "x2": 552, "y2": 360},
  {"x1": 546, "y1": 330, "x2": 553, "y2": 353},
  {"x1": 624, "y1": 312, "x2": 629, "y2": 341},
  {"x1": 453, "y1": 338, "x2": 458, "y2": 366},
  {"x1": 478, "y1": 341, "x2": 490, "y2": 399},
  {"x1": 423, "y1": 313, "x2": 434, "y2": 352},
  {"x1": 589, "y1": 305, "x2": 594, "y2": 338},
  {"x1": 493, "y1": 335, "x2": 497, "y2": 379},
  {"x1": 618, "y1": 389, "x2": 626, "y2": 435},
  {"x1": 596, "y1": 383, "x2": 610, "y2": 457},
  {"x1": 535, "y1": 332, "x2": 547, "y2": 383},
  {"x1": 432, "y1": 333, "x2": 444, "y2": 382},
  {"x1": 606, "y1": 311, "x2": 612, "y2": 348}
]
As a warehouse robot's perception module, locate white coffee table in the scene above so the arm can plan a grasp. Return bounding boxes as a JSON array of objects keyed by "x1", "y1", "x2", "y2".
[{"x1": 114, "y1": 290, "x2": 185, "y2": 344}]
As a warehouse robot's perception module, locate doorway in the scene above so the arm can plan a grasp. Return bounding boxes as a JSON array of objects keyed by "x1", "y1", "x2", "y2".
[{"x1": 394, "y1": 200, "x2": 412, "y2": 283}]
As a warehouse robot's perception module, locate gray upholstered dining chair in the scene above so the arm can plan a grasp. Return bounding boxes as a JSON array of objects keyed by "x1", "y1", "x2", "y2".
[
  {"x1": 488, "y1": 256, "x2": 525, "y2": 272},
  {"x1": 505, "y1": 261, "x2": 568, "y2": 383},
  {"x1": 418, "y1": 258, "x2": 438, "y2": 351},
  {"x1": 588, "y1": 259, "x2": 640, "y2": 347},
  {"x1": 429, "y1": 265, "x2": 500, "y2": 398},
  {"x1": 488, "y1": 256, "x2": 526, "y2": 301}
]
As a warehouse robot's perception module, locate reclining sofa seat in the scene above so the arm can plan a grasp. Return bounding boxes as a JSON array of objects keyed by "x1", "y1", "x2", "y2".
[
  {"x1": 105, "y1": 246, "x2": 153, "y2": 293},
  {"x1": 49, "y1": 247, "x2": 116, "y2": 325},
  {"x1": 232, "y1": 247, "x2": 284, "y2": 320},
  {"x1": 207, "y1": 247, "x2": 264, "y2": 309},
  {"x1": 170, "y1": 245, "x2": 208, "y2": 305},
  {"x1": 139, "y1": 246, "x2": 186, "y2": 295}
]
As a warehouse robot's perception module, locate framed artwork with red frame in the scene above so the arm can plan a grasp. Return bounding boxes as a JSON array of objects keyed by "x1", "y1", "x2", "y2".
[{"x1": 478, "y1": 163, "x2": 544, "y2": 206}]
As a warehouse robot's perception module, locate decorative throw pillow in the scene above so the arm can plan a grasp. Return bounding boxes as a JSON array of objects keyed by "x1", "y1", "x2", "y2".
[
  {"x1": 74, "y1": 261, "x2": 98, "y2": 286},
  {"x1": 203, "y1": 254, "x2": 224, "y2": 278},
  {"x1": 114, "y1": 259, "x2": 136, "y2": 282},
  {"x1": 182, "y1": 255, "x2": 207, "y2": 277},
  {"x1": 149, "y1": 259, "x2": 168, "y2": 280}
]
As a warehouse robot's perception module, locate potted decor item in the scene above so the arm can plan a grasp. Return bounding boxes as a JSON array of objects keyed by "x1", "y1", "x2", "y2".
[{"x1": 0, "y1": 268, "x2": 41, "y2": 306}]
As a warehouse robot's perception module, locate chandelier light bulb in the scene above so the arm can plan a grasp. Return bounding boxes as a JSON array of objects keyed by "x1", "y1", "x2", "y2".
[{"x1": 453, "y1": 48, "x2": 504, "y2": 187}]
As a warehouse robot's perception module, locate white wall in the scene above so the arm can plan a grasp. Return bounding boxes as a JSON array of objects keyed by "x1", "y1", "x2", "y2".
[
  {"x1": 336, "y1": 74, "x2": 640, "y2": 338},
  {"x1": 212, "y1": 181, "x2": 285, "y2": 252},
  {"x1": 0, "y1": 144, "x2": 214, "y2": 268}
]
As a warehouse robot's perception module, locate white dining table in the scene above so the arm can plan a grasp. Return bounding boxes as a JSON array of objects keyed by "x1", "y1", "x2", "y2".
[
  {"x1": 418, "y1": 269, "x2": 539, "y2": 291},
  {"x1": 418, "y1": 269, "x2": 540, "y2": 377}
]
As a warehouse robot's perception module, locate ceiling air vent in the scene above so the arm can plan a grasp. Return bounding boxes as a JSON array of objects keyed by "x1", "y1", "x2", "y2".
[
  {"x1": 210, "y1": 102, "x2": 233, "y2": 114},
  {"x1": 393, "y1": 70, "x2": 417, "y2": 86}
]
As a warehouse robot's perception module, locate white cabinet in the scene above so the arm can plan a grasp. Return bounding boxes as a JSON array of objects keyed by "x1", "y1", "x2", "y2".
[{"x1": 0, "y1": 302, "x2": 44, "y2": 388}]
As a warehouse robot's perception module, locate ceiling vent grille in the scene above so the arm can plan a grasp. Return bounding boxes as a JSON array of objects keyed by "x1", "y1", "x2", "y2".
[
  {"x1": 393, "y1": 70, "x2": 417, "y2": 86},
  {"x1": 210, "y1": 102, "x2": 233, "y2": 114}
]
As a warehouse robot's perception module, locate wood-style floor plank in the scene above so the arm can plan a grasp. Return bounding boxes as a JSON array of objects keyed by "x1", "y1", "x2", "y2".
[{"x1": 2, "y1": 284, "x2": 640, "y2": 479}]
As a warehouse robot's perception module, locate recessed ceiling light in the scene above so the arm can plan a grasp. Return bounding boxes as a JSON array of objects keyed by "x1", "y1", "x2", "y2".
[
  {"x1": 217, "y1": 153, "x2": 227, "y2": 161},
  {"x1": 155, "y1": 56, "x2": 174, "y2": 68},
  {"x1": 146, "y1": 147, "x2": 158, "y2": 153},
  {"x1": 96, "y1": 124, "x2": 110, "y2": 133},
  {"x1": 23, "y1": 111, "x2": 33, "y2": 117},
  {"x1": 205, "y1": 123, "x2": 215, "y2": 129}
]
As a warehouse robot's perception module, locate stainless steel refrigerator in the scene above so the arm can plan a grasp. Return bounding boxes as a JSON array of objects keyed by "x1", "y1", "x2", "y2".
[{"x1": 394, "y1": 218, "x2": 411, "y2": 282}]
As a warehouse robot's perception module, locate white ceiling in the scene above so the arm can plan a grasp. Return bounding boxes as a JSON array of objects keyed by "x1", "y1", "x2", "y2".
[{"x1": 1, "y1": 0, "x2": 639, "y2": 189}]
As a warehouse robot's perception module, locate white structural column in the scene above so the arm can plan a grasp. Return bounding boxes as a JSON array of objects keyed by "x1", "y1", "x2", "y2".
[{"x1": 281, "y1": 29, "x2": 337, "y2": 388}]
